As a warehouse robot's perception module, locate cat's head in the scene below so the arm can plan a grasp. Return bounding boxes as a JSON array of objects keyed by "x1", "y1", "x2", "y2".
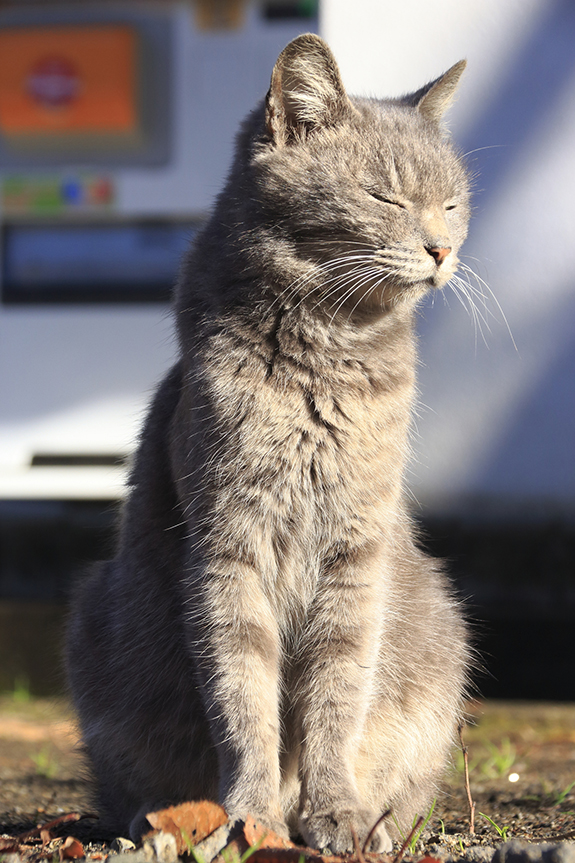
[{"x1": 248, "y1": 34, "x2": 470, "y2": 315}]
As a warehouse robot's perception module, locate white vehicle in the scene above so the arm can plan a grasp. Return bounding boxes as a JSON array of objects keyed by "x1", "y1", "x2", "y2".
[{"x1": 0, "y1": 0, "x2": 318, "y2": 502}]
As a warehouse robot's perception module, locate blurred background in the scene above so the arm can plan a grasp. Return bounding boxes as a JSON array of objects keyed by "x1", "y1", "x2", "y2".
[{"x1": 0, "y1": 0, "x2": 573, "y2": 700}]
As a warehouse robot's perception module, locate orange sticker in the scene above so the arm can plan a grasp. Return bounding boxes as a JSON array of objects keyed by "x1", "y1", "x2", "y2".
[{"x1": 0, "y1": 25, "x2": 138, "y2": 136}]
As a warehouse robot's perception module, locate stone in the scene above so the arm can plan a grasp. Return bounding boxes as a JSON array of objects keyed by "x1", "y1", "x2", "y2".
[
  {"x1": 492, "y1": 840, "x2": 575, "y2": 863},
  {"x1": 192, "y1": 823, "x2": 233, "y2": 862},
  {"x1": 111, "y1": 837, "x2": 137, "y2": 854},
  {"x1": 465, "y1": 845, "x2": 498, "y2": 862}
]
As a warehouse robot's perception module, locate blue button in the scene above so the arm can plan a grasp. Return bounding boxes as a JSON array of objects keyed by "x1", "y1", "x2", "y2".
[{"x1": 61, "y1": 179, "x2": 83, "y2": 205}]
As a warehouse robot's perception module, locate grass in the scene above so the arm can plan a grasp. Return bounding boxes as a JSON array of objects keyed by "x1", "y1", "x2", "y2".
[
  {"x1": 186, "y1": 828, "x2": 283, "y2": 863},
  {"x1": 392, "y1": 798, "x2": 437, "y2": 854},
  {"x1": 0, "y1": 690, "x2": 73, "y2": 724},
  {"x1": 478, "y1": 812, "x2": 511, "y2": 841},
  {"x1": 552, "y1": 780, "x2": 575, "y2": 808},
  {"x1": 480, "y1": 737, "x2": 516, "y2": 778},
  {"x1": 188, "y1": 844, "x2": 206, "y2": 863},
  {"x1": 453, "y1": 735, "x2": 516, "y2": 779},
  {"x1": 221, "y1": 834, "x2": 270, "y2": 863},
  {"x1": 11, "y1": 676, "x2": 32, "y2": 705},
  {"x1": 30, "y1": 745, "x2": 59, "y2": 779}
]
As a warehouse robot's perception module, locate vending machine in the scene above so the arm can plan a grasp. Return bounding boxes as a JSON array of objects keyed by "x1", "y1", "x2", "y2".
[{"x1": 0, "y1": 0, "x2": 318, "y2": 502}]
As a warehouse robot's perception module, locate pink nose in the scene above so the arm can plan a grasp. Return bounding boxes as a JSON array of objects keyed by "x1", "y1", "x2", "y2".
[{"x1": 427, "y1": 246, "x2": 451, "y2": 265}]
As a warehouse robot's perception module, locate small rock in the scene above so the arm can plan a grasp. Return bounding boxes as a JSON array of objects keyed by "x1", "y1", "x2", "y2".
[
  {"x1": 108, "y1": 851, "x2": 152, "y2": 863},
  {"x1": 427, "y1": 841, "x2": 497, "y2": 862},
  {"x1": 111, "y1": 837, "x2": 137, "y2": 854},
  {"x1": 150, "y1": 831, "x2": 179, "y2": 863},
  {"x1": 492, "y1": 841, "x2": 575, "y2": 863},
  {"x1": 192, "y1": 823, "x2": 233, "y2": 863},
  {"x1": 465, "y1": 847, "x2": 497, "y2": 862}
]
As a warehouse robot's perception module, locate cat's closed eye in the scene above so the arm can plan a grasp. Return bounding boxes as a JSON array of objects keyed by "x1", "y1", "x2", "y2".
[
  {"x1": 445, "y1": 203, "x2": 457, "y2": 211},
  {"x1": 367, "y1": 190, "x2": 405, "y2": 208}
]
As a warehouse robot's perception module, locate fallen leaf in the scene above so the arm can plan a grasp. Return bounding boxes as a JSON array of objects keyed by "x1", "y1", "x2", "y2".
[
  {"x1": 145, "y1": 814, "x2": 180, "y2": 838},
  {"x1": 146, "y1": 800, "x2": 228, "y2": 854},
  {"x1": 43, "y1": 813, "x2": 84, "y2": 832},
  {"x1": 0, "y1": 837, "x2": 20, "y2": 853},
  {"x1": 243, "y1": 815, "x2": 296, "y2": 850},
  {"x1": 41, "y1": 827, "x2": 53, "y2": 850},
  {"x1": 59, "y1": 835, "x2": 85, "y2": 860},
  {"x1": 17, "y1": 812, "x2": 83, "y2": 843},
  {"x1": 229, "y1": 819, "x2": 357, "y2": 863}
]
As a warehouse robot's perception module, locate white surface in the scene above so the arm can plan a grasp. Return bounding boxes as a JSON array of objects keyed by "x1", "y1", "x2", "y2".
[
  {"x1": 0, "y1": 305, "x2": 174, "y2": 497},
  {"x1": 322, "y1": 0, "x2": 575, "y2": 515}
]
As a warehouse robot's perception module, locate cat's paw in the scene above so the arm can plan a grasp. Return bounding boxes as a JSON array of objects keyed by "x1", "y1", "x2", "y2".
[
  {"x1": 228, "y1": 811, "x2": 290, "y2": 843},
  {"x1": 299, "y1": 808, "x2": 392, "y2": 854}
]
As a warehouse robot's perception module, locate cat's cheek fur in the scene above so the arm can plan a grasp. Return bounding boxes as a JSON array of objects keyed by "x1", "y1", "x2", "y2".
[{"x1": 65, "y1": 34, "x2": 471, "y2": 851}]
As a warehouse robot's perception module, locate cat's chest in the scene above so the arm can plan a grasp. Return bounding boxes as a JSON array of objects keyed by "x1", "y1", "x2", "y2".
[{"x1": 205, "y1": 348, "x2": 412, "y2": 529}]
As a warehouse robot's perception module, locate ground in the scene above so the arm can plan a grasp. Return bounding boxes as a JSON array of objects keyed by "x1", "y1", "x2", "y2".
[{"x1": 1, "y1": 695, "x2": 574, "y2": 859}]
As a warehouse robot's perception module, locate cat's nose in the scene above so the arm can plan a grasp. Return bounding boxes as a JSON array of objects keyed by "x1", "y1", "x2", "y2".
[{"x1": 426, "y1": 246, "x2": 451, "y2": 265}]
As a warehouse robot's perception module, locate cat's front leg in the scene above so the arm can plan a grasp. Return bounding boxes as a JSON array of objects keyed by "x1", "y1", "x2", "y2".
[
  {"x1": 297, "y1": 544, "x2": 393, "y2": 854},
  {"x1": 186, "y1": 557, "x2": 288, "y2": 838}
]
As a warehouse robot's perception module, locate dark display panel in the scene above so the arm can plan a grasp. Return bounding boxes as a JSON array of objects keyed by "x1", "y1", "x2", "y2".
[{"x1": 2, "y1": 220, "x2": 197, "y2": 303}]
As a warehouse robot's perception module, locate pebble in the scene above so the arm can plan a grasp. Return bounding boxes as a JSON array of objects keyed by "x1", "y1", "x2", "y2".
[
  {"x1": 110, "y1": 837, "x2": 137, "y2": 854},
  {"x1": 107, "y1": 850, "x2": 151, "y2": 863},
  {"x1": 464, "y1": 847, "x2": 498, "y2": 862},
  {"x1": 492, "y1": 840, "x2": 575, "y2": 863},
  {"x1": 192, "y1": 823, "x2": 233, "y2": 862},
  {"x1": 149, "y1": 831, "x2": 179, "y2": 863},
  {"x1": 429, "y1": 840, "x2": 575, "y2": 863}
]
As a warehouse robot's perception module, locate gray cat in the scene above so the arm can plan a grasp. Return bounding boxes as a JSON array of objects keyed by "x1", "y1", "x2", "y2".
[{"x1": 66, "y1": 34, "x2": 470, "y2": 854}]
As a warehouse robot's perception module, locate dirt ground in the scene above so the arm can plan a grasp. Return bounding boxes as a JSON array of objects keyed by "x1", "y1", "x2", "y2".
[{"x1": 1, "y1": 695, "x2": 574, "y2": 857}]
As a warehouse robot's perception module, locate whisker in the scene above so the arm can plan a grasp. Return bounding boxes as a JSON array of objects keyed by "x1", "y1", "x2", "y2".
[
  {"x1": 451, "y1": 275, "x2": 491, "y2": 328},
  {"x1": 345, "y1": 270, "x2": 400, "y2": 321},
  {"x1": 459, "y1": 262, "x2": 518, "y2": 352},
  {"x1": 329, "y1": 268, "x2": 390, "y2": 321},
  {"x1": 462, "y1": 144, "x2": 506, "y2": 158},
  {"x1": 271, "y1": 251, "x2": 378, "y2": 311},
  {"x1": 448, "y1": 278, "x2": 487, "y2": 350}
]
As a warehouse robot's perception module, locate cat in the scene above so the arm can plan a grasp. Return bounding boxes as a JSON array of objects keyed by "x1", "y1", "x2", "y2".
[{"x1": 66, "y1": 34, "x2": 471, "y2": 854}]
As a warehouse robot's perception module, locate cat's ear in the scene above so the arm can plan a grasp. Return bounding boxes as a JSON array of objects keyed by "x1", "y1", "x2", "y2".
[
  {"x1": 266, "y1": 33, "x2": 356, "y2": 145},
  {"x1": 405, "y1": 60, "x2": 467, "y2": 125}
]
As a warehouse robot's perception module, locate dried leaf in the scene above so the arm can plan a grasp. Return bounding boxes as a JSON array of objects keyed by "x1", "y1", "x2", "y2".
[
  {"x1": 415, "y1": 858, "x2": 442, "y2": 863},
  {"x1": 41, "y1": 827, "x2": 53, "y2": 850},
  {"x1": 43, "y1": 813, "x2": 83, "y2": 832},
  {"x1": 243, "y1": 815, "x2": 296, "y2": 850},
  {"x1": 0, "y1": 836, "x2": 21, "y2": 853},
  {"x1": 18, "y1": 812, "x2": 82, "y2": 843},
  {"x1": 59, "y1": 835, "x2": 85, "y2": 860},
  {"x1": 146, "y1": 800, "x2": 228, "y2": 854}
]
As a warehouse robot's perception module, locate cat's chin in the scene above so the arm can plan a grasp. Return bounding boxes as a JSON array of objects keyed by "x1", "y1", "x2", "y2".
[
  {"x1": 347, "y1": 279, "x2": 431, "y2": 313},
  {"x1": 425, "y1": 272, "x2": 453, "y2": 291}
]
